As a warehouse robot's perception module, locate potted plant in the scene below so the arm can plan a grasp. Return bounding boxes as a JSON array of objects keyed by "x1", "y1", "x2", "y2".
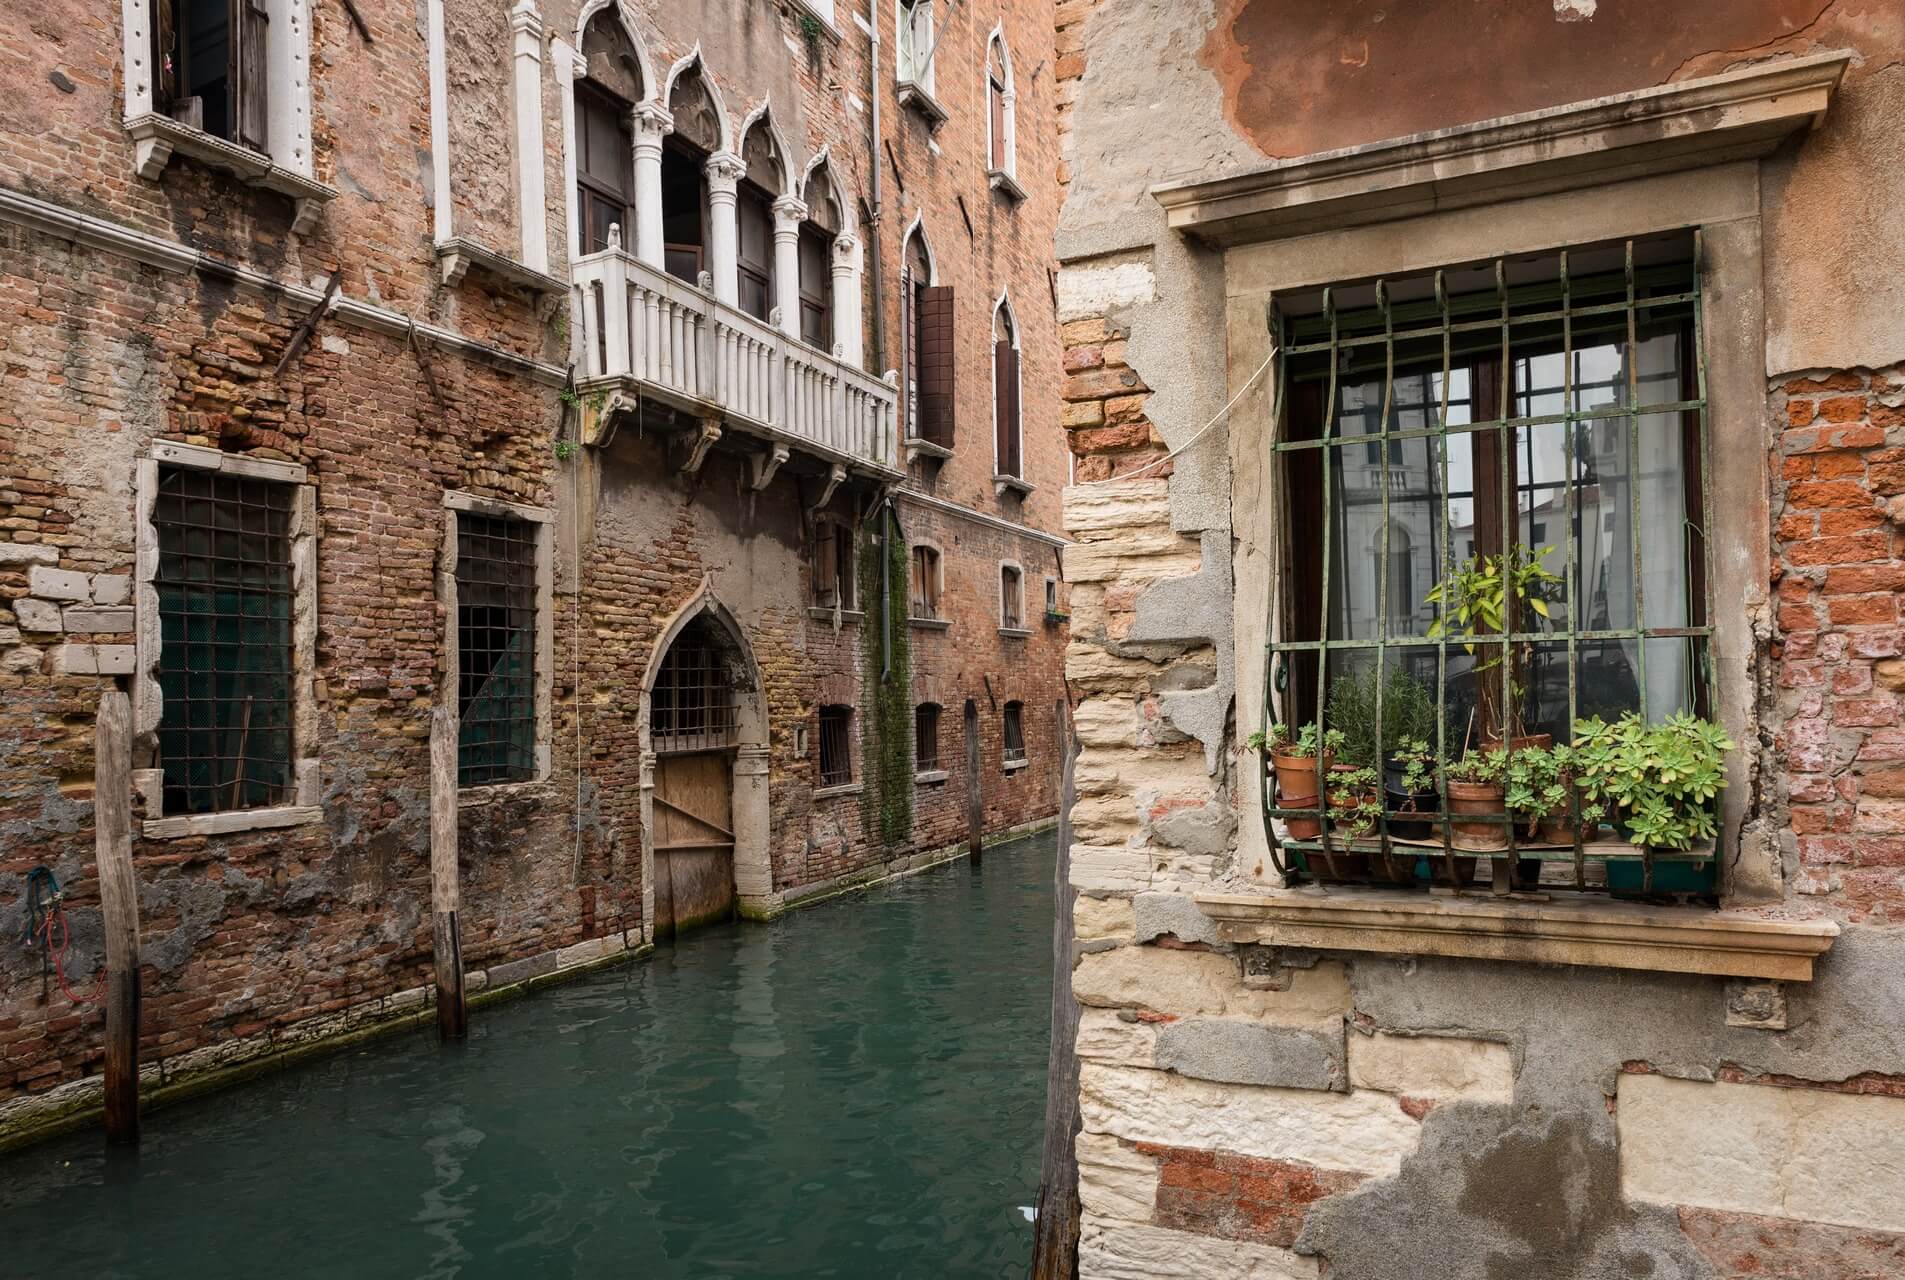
[
  {"x1": 1247, "y1": 721, "x2": 1341, "y2": 841},
  {"x1": 1385, "y1": 737, "x2": 1439, "y2": 842},
  {"x1": 1444, "y1": 750, "x2": 1511, "y2": 852},
  {"x1": 1426, "y1": 545, "x2": 1562, "y2": 752},
  {"x1": 1327, "y1": 765, "x2": 1383, "y2": 839},
  {"x1": 1572, "y1": 712, "x2": 1731, "y2": 891},
  {"x1": 1327, "y1": 666, "x2": 1436, "y2": 782}
]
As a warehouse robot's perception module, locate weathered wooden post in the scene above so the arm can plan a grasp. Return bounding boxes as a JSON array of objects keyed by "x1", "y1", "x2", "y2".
[
  {"x1": 965, "y1": 699, "x2": 983, "y2": 866},
  {"x1": 94, "y1": 691, "x2": 141, "y2": 1145},
  {"x1": 1030, "y1": 699, "x2": 1080, "y2": 1277},
  {"x1": 430, "y1": 704, "x2": 467, "y2": 1038}
]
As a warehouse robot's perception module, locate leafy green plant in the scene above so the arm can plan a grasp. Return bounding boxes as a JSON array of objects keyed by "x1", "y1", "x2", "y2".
[
  {"x1": 1327, "y1": 666, "x2": 1436, "y2": 770},
  {"x1": 798, "y1": 11, "x2": 823, "y2": 54},
  {"x1": 1297, "y1": 724, "x2": 1345, "y2": 759},
  {"x1": 1503, "y1": 745, "x2": 1566, "y2": 823},
  {"x1": 553, "y1": 438, "x2": 577, "y2": 462},
  {"x1": 1391, "y1": 737, "x2": 1436, "y2": 798},
  {"x1": 1327, "y1": 766, "x2": 1382, "y2": 836},
  {"x1": 1444, "y1": 749, "x2": 1508, "y2": 787},
  {"x1": 1571, "y1": 713, "x2": 1732, "y2": 850},
  {"x1": 1426, "y1": 545, "x2": 1562, "y2": 741}
]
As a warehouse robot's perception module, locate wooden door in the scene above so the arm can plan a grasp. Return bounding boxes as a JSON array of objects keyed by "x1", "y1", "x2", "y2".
[{"x1": 653, "y1": 751, "x2": 735, "y2": 936}]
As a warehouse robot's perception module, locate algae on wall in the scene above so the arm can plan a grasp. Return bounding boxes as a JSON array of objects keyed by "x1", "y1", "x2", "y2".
[{"x1": 858, "y1": 505, "x2": 913, "y2": 849}]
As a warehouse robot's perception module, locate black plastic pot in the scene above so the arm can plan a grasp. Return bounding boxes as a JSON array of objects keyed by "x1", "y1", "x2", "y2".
[{"x1": 1384, "y1": 763, "x2": 1438, "y2": 841}]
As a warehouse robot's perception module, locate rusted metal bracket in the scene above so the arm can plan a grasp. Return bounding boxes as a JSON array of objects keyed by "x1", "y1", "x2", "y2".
[
  {"x1": 336, "y1": 0, "x2": 373, "y2": 43},
  {"x1": 983, "y1": 673, "x2": 997, "y2": 712},
  {"x1": 271, "y1": 272, "x2": 340, "y2": 378},
  {"x1": 956, "y1": 194, "x2": 974, "y2": 241},
  {"x1": 406, "y1": 319, "x2": 448, "y2": 412}
]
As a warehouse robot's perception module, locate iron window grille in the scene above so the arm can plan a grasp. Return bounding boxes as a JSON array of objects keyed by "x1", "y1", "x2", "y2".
[
  {"x1": 1264, "y1": 231, "x2": 1716, "y2": 897},
  {"x1": 653, "y1": 625, "x2": 739, "y2": 753},
  {"x1": 1001, "y1": 565, "x2": 1023, "y2": 629},
  {"x1": 915, "y1": 703, "x2": 941, "y2": 771},
  {"x1": 153, "y1": 466, "x2": 295, "y2": 814},
  {"x1": 818, "y1": 704, "x2": 854, "y2": 786},
  {"x1": 1002, "y1": 701, "x2": 1027, "y2": 765},
  {"x1": 456, "y1": 514, "x2": 538, "y2": 787}
]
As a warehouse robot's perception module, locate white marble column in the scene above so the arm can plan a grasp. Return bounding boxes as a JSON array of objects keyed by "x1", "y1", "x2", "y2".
[
  {"x1": 552, "y1": 39, "x2": 585, "y2": 263},
  {"x1": 630, "y1": 102, "x2": 673, "y2": 270},
  {"x1": 771, "y1": 196, "x2": 805, "y2": 339},
  {"x1": 705, "y1": 151, "x2": 745, "y2": 305},
  {"x1": 508, "y1": 0, "x2": 548, "y2": 273},
  {"x1": 830, "y1": 233, "x2": 863, "y2": 365}
]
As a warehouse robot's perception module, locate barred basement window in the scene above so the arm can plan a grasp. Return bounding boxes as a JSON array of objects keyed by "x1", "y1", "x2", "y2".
[
  {"x1": 456, "y1": 514, "x2": 538, "y2": 787},
  {"x1": 818, "y1": 704, "x2": 854, "y2": 786},
  {"x1": 153, "y1": 466, "x2": 295, "y2": 814},
  {"x1": 1002, "y1": 701, "x2": 1026, "y2": 765},
  {"x1": 915, "y1": 703, "x2": 941, "y2": 771},
  {"x1": 1267, "y1": 231, "x2": 1715, "y2": 895}
]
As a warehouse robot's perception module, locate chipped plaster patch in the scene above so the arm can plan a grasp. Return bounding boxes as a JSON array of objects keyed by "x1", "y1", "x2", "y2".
[{"x1": 1057, "y1": 254, "x2": 1156, "y2": 322}]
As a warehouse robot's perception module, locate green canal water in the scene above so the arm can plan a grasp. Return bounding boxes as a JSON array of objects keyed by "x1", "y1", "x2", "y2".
[{"x1": 0, "y1": 833, "x2": 1057, "y2": 1279}]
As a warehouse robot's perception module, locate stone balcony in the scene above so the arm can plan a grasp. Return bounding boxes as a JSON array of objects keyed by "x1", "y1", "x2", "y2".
[{"x1": 570, "y1": 245, "x2": 899, "y2": 487}]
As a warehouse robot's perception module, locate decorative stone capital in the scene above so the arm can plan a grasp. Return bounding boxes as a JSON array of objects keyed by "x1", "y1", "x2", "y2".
[
  {"x1": 705, "y1": 150, "x2": 746, "y2": 194},
  {"x1": 771, "y1": 195, "x2": 807, "y2": 233},
  {"x1": 631, "y1": 101, "x2": 674, "y2": 147},
  {"x1": 508, "y1": 0, "x2": 544, "y2": 50},
  {"x1": 830, "y1": 233, "x2": 860, "y2": 272}
]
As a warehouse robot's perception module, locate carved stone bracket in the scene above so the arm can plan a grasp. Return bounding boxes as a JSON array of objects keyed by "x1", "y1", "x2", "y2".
[
  {"x1": 677, "y1": 418, "x2": 723, "y2": 474},
  {"x1": 809, "y1": 462, "x2": 846, "y2": 512},
  {"x1": 749, "y1": 443, "x2": 790, "y2": 491}
]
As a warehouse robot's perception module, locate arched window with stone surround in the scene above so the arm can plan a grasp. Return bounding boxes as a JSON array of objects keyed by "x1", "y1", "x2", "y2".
[
  {"x1": 986, "y1": 30, "x2": 1015, "y2": 178},
  {"x1": 574, "y1": 10, "x2": 642, "y2": 254},
  {"x1": 993, "y1": 295, "x2": 1022, "y2": 479},
  {"x1": 799, "y1": 162, "x2": 843, "y2": 351},
  {"x1": 736, "y1": 117, "x2": 785, "y2": 323},
  {"x1": 663, "y1": 62, "x2": 722, "y2": 284}
]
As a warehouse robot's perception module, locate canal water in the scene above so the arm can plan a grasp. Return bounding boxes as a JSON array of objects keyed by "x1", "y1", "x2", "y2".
[{"x1": 0, "y1": 833, "x2": 1057, "y2": 1279}]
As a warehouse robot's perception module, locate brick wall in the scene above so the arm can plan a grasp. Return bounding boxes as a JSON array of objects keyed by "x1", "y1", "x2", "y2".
[{"x1": 1769, "y1": 364, "x2": 1905, "y2": 920}]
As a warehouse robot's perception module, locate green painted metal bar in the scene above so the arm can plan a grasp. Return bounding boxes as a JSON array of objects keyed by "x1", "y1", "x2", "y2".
[
  {"x1": 1268, "y1": 400, "x2": 1705, "y2": 451},
  {"x1": 1561, "y1": 250, "x2": 1585, "y2": 891},
  {"x1": 1315, "y1": 289, "x2": 1340, "y2": 877},
  {"x1": 1433, "y1": 270, "x2": 1458, "y2": 885},
  {"x1": 1693, "y1": 228, "x2": 1719, "y2": 895},
  {"x1": 1623, "y1": 241, "x2": 1653, "y2": 894}
]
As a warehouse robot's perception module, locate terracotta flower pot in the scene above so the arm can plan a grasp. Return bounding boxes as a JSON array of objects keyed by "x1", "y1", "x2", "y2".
[
  {"x1": 1271, "y1": 751, "x2": 1332, "y2": 841},
  {"x1": 1480, "y1": 732, "x2": 1553, "y2": 754},
  {"x1": 1447, "y1": 779, "x2": 1510, "y2": 852}
]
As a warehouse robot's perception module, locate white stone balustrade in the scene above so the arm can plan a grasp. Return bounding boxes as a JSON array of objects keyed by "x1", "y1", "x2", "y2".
[{"x1": 572, "y1": 233, "x2": 896, "y2": 471}]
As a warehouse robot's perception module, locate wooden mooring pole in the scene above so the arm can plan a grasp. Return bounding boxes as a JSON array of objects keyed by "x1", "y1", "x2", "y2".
[
  {"x1": 1029, "y1": 698, "x2": 1080, "y2": 1277},
  {"x1": 430, "y1": 705, "x2": 467, "y2": 1038},
  {"x1": 94, "y1": 691, "x2": 141, "y2": 1145},
  {"x1": 965, "y1": 699, "x2": 983, "y2": 866}
]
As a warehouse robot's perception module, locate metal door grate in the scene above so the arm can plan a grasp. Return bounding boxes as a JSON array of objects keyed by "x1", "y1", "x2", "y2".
[
  {"x1": 154, "y1": 466, "x2": 295, "y2": 814},
  {"x1": 653, "y1": 626, "x2": 739, "y2": 753},
  {"x1": 456, "y1": 514, "x2": 538, "y2": 786}
]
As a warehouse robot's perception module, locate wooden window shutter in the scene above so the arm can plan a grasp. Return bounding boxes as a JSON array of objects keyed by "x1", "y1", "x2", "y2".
[
  {"x1": 995, "y1": 341, "x2": 1021, "y2": 476},
  {"x1": 917, "y1": 286, "x2": 955, "y2": 448},
  {"x1": 233, "y1": 0, "x2": 271, "y2": 155}
]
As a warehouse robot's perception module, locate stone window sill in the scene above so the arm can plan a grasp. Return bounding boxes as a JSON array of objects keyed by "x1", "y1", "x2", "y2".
[
  {"x1": 436, "y1": 237, "x2": 565, "y2": 296},
  {"x1": 915, "y1": 769, "x2": 949, "y2": 785},
  {"x1": 144, "y1": 805, "x2": 323, "y2": 841},
  {"x1": 896, "y1": 80, "x2": 948, "y2": 129},
  {"x1": 786, "y1": 0, "x2": 843, "y2": 42},
  {"x1": 904, "y1": 436, "x2": 953, "y2": 466},
  {"x1": 910, "y1": 616, "x2": 951, "y2": 631},
  {"x1": 1003, "y1": 757, "x2": 1029, "y2": 773},
  {"x1": 1194, "y1": 889, "x2": 1841, "y2": 982},
  {"x1": 125, "y1": 113, "x2": 335, "y2": 236},
  {"x1": 807, "y1": 607, "x2": 865, "y2": 624},
  {"x1": 813, "y1": 781, "x2": 863, "y2": 800},
  {"x1": 998, "y1": 626, "x2": 1031, "y2": 639},
  {"x1": 993, "y1": 473, "x2": 1036, "y2": 500},
  {"x1": 988, "y1": 169, "x2": 1027, "y2": 203}
]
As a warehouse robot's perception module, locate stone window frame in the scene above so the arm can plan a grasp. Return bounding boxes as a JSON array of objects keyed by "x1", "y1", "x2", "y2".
[
  {"x1": 1001, "y1": 699, "x2": 1028, "y2": 772},
  {"x1": 810, "y1": 511, "x2": 858, "y2": 614},
  {"x1": 119, "y1": 0, "x2": 334, "y2": 234},
  {"x1": 982, "y1": 24, "x2": 1024, "y2": 202},
  {"x1": 441, "y1": 491, "x2": 556, "y2": 799},
  {"x1": 998, "y1": 559, "x2": 1028, "y2": 635},
  {"x1": 914, "y1": 701, "x2": 947, "y2": 783},
  {"x1": 908, "y1": 538, "x2": 946, "y2": 625},
  {"x1": 134, "y1": 442, "x2": 320, "y2": 839}
]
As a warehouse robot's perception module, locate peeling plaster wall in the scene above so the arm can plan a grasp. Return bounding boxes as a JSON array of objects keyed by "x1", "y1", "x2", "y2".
[{"x1": 1057, "y1": 3, "x2": 1905, "y2": 1276}]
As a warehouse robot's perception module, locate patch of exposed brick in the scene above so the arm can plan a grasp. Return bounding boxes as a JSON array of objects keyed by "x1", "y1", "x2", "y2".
[
  {"x1": 1134, "y1": 1142, "x2": 1367, "y2": 1248},
  {"x1": 1679, "y1": 1206, "x2": 1905, "y2": 1280}
]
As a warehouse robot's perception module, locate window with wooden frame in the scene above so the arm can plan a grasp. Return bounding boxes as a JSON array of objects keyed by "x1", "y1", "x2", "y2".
[
  {"x1": 151, "y1": 0, "x2": 269, "y2": 151},
  {"x1": 456, "y1": 514, "x2": 540, "y2": 787},
  {"x1": 1000, "y1": 564, "x2": 1024, "y2": 630},
  {"x1": 903, "y1": 230, "x2": 955, "y2": 448},
  {"x1": 1268, "y1": 232, "x2": 1714, "y2": 895},
  {"x1": 986, "y1": 35, "x2": 1012, "y2": 176},
  {"x1": 811, "y1": 516, "x2": 857, "y2": 611},
  {"x1": 575, "y1": 81, "x2": 635, "y2": 256},
  {"x1": 1002, "y1": 701, "x2": 1027, "y2": 766},
  {"x1": 818, "y1": 704, "x2": 855, "y2": 787},
  {"x1": 797, "y1": 226, "x2": 832, "y2": 351},
  {"x1": 993, "y1": 300, "x2": 1023, "y2": 478},
  {"x1": 662, "y1": 64, "x2": 720, "y2": 285},
  {"x1": 736, "y1": 181, "x2": 775, "y2": 322},
  {"x1": 915, "y1": 703, "x2": 941, "y2": 772},
  {"x1": 910, "y1": 544, "x2": 942, "y2": 619},
  {"x1": 152, "y1": 465, "x2": 295, "y2": 814},
  {"x1": 897, "y1": 0, "x2": 935, "y2": 95}
]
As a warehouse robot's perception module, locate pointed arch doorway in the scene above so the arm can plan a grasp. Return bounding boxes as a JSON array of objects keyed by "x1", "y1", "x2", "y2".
[{"x1": 641, "y1": 587, "x2": 772, "y2": 938}]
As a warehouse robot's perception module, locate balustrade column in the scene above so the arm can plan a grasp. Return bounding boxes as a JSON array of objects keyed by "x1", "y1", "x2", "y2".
[
  {"x1": 630, "y1": 103, "x2": 673, "y2": 270},
  {"x1": 705, "y1": 151, "x2": 746, "y2": 307},
  {"x1": 771, "y1": 196, "x2": 805, "y2": 340},
  {"x1": 830, "y1": 233, "x2": 863, "y2": 366}
]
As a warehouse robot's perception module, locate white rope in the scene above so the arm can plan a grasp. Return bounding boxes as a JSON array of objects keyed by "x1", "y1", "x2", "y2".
[{"x1": 1073, "y1": 349, "x2": 1275, "y2": 486}]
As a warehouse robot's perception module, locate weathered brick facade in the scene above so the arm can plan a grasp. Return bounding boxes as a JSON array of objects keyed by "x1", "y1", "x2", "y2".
[
  {"x1": 1057, "y1": 3, "x2": 1905, "y2": 1277},
  {"x1": 0, "y1": 0, "x2": 1063, "y2": 1140}
]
